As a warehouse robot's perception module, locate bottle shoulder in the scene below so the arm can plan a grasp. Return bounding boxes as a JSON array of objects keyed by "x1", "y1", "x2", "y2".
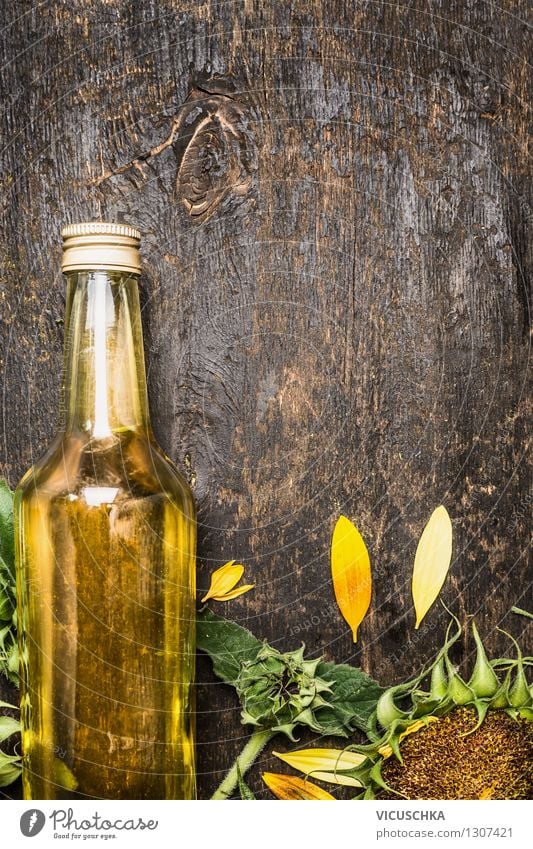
[{"x1": 16, "y1": 431, "x2": 195, "y2": 511}]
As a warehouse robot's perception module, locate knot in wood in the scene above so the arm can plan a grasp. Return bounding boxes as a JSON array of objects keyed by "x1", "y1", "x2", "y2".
[{"x1": 174, "y1": 77, "x2": 256, "y2": 221}]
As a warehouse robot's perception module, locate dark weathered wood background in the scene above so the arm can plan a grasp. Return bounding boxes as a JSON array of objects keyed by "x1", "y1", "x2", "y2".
[{"x1": 0, "y1": 1, "x2": 531, "y2": 799}]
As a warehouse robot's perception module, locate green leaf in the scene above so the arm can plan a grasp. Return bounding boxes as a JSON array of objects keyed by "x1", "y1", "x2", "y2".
[
  {"x1": 0, "y1": 486, "x2": 17, "y2": 667},
  {"x1": 0, "y1": 481, "x2": 15, "y2": 572},
  {"x1": 0, "y1": 715, "x2": 20, "y2": 744},
  {"x1": 316, "y1": 661, "x2": 384, "y2": 735},
  {"x1": 0, "y1": 699, "x2": 21, "y2": 788},
  {"x1": 0, "y1": 585, "x2": 12, "y2": 621},
  {"x1": 196, "y1": 608, "x2": 263, "y2": 684},
  {"x1": 0, "y1": 623, "x2": 19, "y2": 686},
  {"x1": 237, "y1": 763, "x2": 256, "y2": 799},
  {"x1": 0, "y1": 758, "x2": 21, "y2": 787}
]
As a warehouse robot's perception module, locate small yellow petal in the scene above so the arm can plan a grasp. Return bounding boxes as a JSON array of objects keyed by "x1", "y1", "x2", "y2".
[
  {"x1": 378, "y1": 717, "x2": 439, "y2": 759},
  {"x1": 479, "y1": 787, "x2": 496, "y2": 800},
  {"x1": 273, "y1": 748, "x2": 366, "y2": 787},
  {"x1": 412, "y1": 506, "x2": 453, "y2": 629},
  {"x1": 331, "y1": 516, "x2": 371, "y2": 642},
  {"x1": 201, "y1": 561, "x2": 244, "y2": 602},
  {"x1": 377, "y1": 742, "x2": 393, "y2": 759},
  {"x1": 262, "y1": 772, "x2": 335, "y2": 800},
  {"x1": 211, "y1": 584, "x2": 255, "y2": 602}
]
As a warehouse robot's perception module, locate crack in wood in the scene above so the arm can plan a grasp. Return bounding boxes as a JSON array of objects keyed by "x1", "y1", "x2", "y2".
[{"x1": 92, "y1": 114, "x2": 183, "y2": 187}]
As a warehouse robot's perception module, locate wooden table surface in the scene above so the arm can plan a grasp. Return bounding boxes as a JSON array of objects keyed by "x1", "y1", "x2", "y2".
[{"x1": 0, "y1": 0, "x2": 530, "y2": 799}]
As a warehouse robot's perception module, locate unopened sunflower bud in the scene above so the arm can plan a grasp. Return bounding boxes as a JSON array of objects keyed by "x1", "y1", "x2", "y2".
[
  {"x1": 376, "y1": 688, "x2": 406, "y2": 727},
  {"x1": 468, "y1": 623, "x2": 499, "y2": 698},
  {"x1": 508, "y1": 662, "x2": 531, "y2": 708},
  {"x1": 236, "y1": 645, "x2": 333, "y2": 739},
  {"x1": 429, "y1": 657, "x2": 448, "y2": 700}
]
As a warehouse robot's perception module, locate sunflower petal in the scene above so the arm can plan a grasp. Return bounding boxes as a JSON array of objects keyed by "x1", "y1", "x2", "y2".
[
  {"x1": 412, "y1": 506, "x2": 452, "y2": 629},
  {"x1": 331, "y1": 515, "x2": 371, "y2": 642},
  {"x1": 378, "y1": 717, "x2": 439, "y2": 760},
  {"x1": 273, "y1": 748, "x2": 366, "y2": 785},
  {"x1": 262, "y1": 772, "x2": 335, "y2": 800},
  {"x1": 211, "y1": 584, "x2": 255, "y2": 602},
  {"x1": 307, "y1": 771, "x2": 362, "y2": 787},
  {"x1": 201, "y1": 561, "x2": 244, "y2": 602}
]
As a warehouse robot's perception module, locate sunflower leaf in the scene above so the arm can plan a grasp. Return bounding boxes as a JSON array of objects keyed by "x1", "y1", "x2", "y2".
[
  {"x1": 316, "y1": 660, "x2": 384, "y2": 735},
  {"x1": 0, "y1": 481, "x2": 15, "y2": 573},
  {"x1": 196, "y1": 608, "x2": 263, "y2": 684},
  {"x1": 0, "y1": 760, "x2": 21, "y2": 788},
  {"x1": 0, "y1": 715, "x2": 21, "y2": 744},
  {"x1": 0, "y1": 701, "x2": 21, "y2": 788}
]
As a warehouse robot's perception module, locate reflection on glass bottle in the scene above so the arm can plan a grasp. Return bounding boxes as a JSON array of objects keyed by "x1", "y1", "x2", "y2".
[{"x1": 15, "y1": 223, "x2": 196, "y2": 799}]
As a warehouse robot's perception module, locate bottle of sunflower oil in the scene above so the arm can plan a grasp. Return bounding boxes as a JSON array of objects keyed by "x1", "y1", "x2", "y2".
[{"x1": 14, "y1": 222, "x2": 196, "y2": 800}]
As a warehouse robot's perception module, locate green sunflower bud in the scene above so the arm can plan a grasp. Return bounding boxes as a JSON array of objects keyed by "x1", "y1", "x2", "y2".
[
  {"x1": 509, "y1": 661, "x2": 531, "y2": 708},
  {"x1": 235, "y1": 644, "x2": 333, "y2": 739},
  {"x1": 468, "y1": 623, "x2": 499, "y2": 698},
  {"x1": 376, "y1": 688, "x2": 406, "y2": 727},
  {"x1": 489, "y1": 668, "x2": 512, "y2": 709},
  {"x1": 444, "y1": 656, "x2": 475, "y2": 705},
  {"x1": 429, "y1": 657, "x2": 448, "y2": 700}
]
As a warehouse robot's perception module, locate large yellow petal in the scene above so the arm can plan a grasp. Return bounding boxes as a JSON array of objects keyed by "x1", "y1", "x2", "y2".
[
  {"x1": 273, "y1": 748, "x2": 365, "y2": 785},
  {"x1": 201, "y1": 561, "x2": 244, "y2": 602},
  {"x1": 412, "y1": 506, "x2": 453, "y2": 629},
  {"x1": 331, "y1": 516, "x2": 371, "y2": 642},
  {"x1": 262, "y1": 772, "x2": 335, "y2": 800}
]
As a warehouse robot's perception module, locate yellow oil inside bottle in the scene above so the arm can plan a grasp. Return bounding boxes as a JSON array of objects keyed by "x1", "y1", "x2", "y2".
[{"x1": 15, "y1": 244, "x2": 196, "y2": 800}]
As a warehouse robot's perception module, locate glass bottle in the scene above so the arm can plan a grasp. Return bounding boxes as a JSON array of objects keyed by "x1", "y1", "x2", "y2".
[{"x1": 14, "y1": 222, "x2": 196, "y2": 800}]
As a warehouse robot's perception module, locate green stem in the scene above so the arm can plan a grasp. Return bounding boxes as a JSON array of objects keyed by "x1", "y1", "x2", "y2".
[
  {"x1": 511, "y1": 607, "x2": 533, "y2": 620},
  {"x1": 211, "y1": 729, "x2": 275, "y2": 800}
]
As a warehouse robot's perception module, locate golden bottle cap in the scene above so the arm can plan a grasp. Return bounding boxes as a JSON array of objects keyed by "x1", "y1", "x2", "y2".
[{"x1": 61, "y1": 222, "x2": 141, "y2": 274}]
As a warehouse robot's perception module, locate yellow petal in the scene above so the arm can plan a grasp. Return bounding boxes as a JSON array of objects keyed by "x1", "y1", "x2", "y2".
[
  {"x1": 412, "y1": 506, "x2": 452, "y2": 629},
  {"x1": 331, "y1": 516, "x2": 371, "y2": 642},
  {"x1": 211, "y1": 584, "x2": 255, "y2": 602},
  {"x1": 307, "y1": 771, "x2": 362, "y2": 787},
  {"x1": 201, "y1": 561, "x2": 244, "y2": 602},
  {"x1": 262, "y1": 772, "x2": 335, "y2": 800},
  {"x1": 479, "y1": 786, "x2": 496, "y2": 800},
  {"x1": 377, "y1": 743, "x2": 393, "y2": 759},
  {"x1": 378, "y1": 717, "x2": 439, "y2": 759},
  {"x1": 273, "y1": 748, "x2": 365, "y2": 786}
]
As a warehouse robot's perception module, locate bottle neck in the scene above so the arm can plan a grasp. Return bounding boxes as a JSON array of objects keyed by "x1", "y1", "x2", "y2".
[{"x1": 61, "y1": 270, "x2": 152, "y2": 438}]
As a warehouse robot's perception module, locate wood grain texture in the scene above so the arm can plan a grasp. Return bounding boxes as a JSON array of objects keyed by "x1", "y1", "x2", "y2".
[{"x1": 0, "y1": 0, "x2": 531, "y2": 799}]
